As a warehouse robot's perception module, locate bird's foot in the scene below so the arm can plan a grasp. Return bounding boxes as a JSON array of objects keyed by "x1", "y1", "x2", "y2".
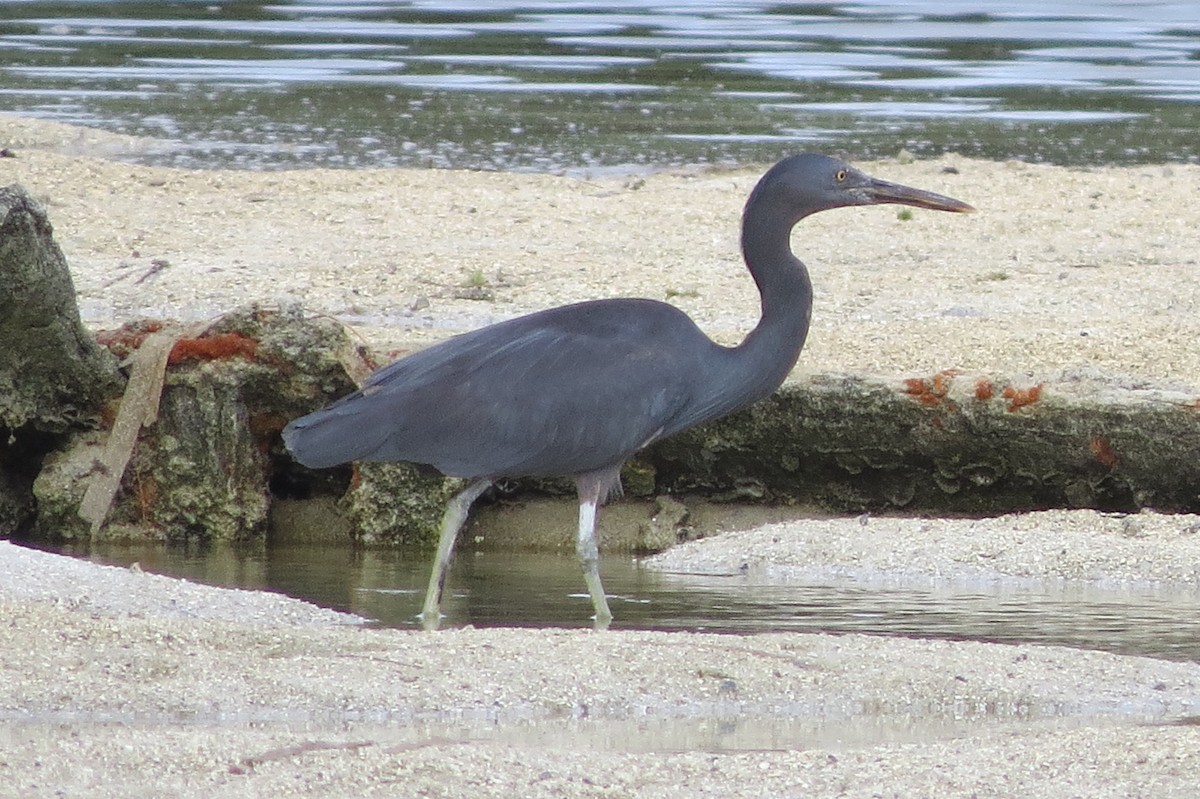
[{"x1": 417, "y1": 608, "x2": 444, "y2": 632}]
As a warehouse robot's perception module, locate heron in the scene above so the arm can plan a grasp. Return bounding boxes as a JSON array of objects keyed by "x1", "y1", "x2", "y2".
[{"x1": 282, "y1": 153, "x2": 974, "y2": 629}]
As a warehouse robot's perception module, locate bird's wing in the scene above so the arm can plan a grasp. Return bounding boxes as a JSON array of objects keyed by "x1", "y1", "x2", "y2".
[
  {"x1": 434, "y1": 323, "x2": 693, "y2": 476},
  {"x1": 284, "y1": 300, "x2": 713, "y2": 477}
]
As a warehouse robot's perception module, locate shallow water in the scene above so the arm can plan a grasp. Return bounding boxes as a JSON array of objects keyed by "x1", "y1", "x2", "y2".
[
  {"x1": 2, "y1": 1, "x2": 1199, "y2": 170},
  {"x1": 31, "y1": 534, "x2": 1200, "y2": 750},
  {"x1": 56, "y1": 540, "x2": 1200, "y2": 664}
]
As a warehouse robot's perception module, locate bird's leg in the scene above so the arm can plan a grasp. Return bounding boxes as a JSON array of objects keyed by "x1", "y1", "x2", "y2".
[
  {"x1": 575, "y1": 477, "x2": 613, "y2": 630},
  {"x1": 420, "y1": 478, "x2": 491, "y2": 630},
  {"x1": 577, "y1": 499, "x2": 613, "y2": 630}
]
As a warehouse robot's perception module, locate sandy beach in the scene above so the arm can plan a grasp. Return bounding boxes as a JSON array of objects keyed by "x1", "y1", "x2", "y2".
[{"x1": 2, "y1": 114, "x2": 1200, "y2": 797}]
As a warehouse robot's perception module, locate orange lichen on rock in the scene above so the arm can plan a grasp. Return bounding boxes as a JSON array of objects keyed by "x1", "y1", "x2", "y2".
[
  {"x1": 94, "y1": 319, "x2": 165, "y2": 359},
  {"x1": 930, "y1": 369, "x2": 958, "y2": 395},
  {"x1": 96, "y1": 322, "x2": 260, "y2": 367},
  {"x1": 902, "y1": 369, "x2": 960, "y2": 408},
  {"x1": 1090, "y1": 436, "x2": 1119, "y2": 469},
  {"x1": 1002, "y1": 383, "x2": 1043, "y2": 411},
  {"x1": 903, "y1": 377, "x2": 933, "y2": 398},
  {"x1": 974, "y1": 378, "x2": 995, "y2": 401},
  {"x1": 167, "y1": 332, "x2": 260, "y2": 365}
]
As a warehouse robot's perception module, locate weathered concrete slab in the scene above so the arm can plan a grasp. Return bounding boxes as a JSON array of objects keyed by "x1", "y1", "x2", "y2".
[{"x1": 648, "y1": 370, "x2": 1200, "y2": 515}]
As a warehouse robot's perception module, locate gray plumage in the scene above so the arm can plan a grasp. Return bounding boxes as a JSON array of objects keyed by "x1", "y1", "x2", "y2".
[{"x1": 283, "y1": 153, "x2": 974, "y2": 628}]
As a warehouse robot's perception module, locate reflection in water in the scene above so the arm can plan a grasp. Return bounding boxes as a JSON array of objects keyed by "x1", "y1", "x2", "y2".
[
  {"x1": 1, "y1": 2, "x2": 1199, "y2": 169},
  {"x1": 58, "y1": 541, "x2": 1200, "y2": 664}
]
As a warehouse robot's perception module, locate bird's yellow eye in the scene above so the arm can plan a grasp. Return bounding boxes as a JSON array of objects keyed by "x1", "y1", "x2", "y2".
[{"x1": 835, "y1": 169, "x2": 848, "y2": 182}]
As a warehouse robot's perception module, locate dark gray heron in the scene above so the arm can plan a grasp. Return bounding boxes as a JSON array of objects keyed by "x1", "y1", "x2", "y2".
[{"x1": 283, "y1": 154, "x2": 974, "y2": 629}]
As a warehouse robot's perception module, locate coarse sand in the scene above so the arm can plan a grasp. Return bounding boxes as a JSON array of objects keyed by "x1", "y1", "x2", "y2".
[
  {"x1": 2, "y1": 115, "x2": 1200, "y2": 798},
  {"x1": 4, "y1": 114, "x2": 1200, "y2": 388}
]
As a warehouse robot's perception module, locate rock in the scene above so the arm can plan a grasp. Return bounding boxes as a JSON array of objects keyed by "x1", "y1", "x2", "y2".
[
  {"x1": 29, "y1": 301, "x2": 463, "y2": 547},
  {"x1": 0, "y1": 468, "x2": 33, "y2": 537},
  {"x1": 31, "y1": 431, "x2": 112, "y2": 541},
  {"x1": 33, "y1": 306, "x2": 364, "y2": 542},
  {"x1": 0, "y1": 185, "x2": 121, "y2": 433},
  {"x1": 338, "y1": 462, "x2": 459, "y2": 546},
  {"x1": 636, "y1": 494, "x2": 691, "y2": 552},
  {"x1": 0, "y1": 184, "x2": 122, "y2": 535},
  {"x1": 143, "y1": 306, "x2": 365, "y2": 542}
]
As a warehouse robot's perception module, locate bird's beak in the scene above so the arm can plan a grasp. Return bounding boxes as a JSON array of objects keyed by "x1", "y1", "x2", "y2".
[{"x1": 864, "y1": 177, "x2": 976, "y2": 214}]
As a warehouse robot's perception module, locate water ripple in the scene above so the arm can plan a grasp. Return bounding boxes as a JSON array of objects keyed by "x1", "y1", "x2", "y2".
[{"x1": 2, "y1": 2, "x2": 1198, "y2": 170}]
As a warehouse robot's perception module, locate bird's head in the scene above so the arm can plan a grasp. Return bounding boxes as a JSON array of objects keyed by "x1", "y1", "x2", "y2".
[{"x1": 748, "y1": 153, "x2": 975, "y2": 222}]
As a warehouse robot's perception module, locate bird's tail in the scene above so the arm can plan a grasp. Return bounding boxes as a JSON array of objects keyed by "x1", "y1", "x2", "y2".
[{"x1": 282, "y1": 404, "x2": 382, "y2": 468}]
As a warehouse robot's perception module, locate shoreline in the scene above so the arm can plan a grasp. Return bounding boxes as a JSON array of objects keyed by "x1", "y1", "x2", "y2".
[{"x1": 3, "y1": 115, "x2": 1200, "y2": 797}]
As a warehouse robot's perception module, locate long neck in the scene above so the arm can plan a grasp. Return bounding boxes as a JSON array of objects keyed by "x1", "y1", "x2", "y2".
[{"x1": 728, "y1": 202, "x2": 813, "y2": 402}]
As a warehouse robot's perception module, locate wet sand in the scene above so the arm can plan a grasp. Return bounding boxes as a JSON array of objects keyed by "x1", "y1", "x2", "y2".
[{"x1": 3, "y1": 115, "x2": 1200, "y2": 797}]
